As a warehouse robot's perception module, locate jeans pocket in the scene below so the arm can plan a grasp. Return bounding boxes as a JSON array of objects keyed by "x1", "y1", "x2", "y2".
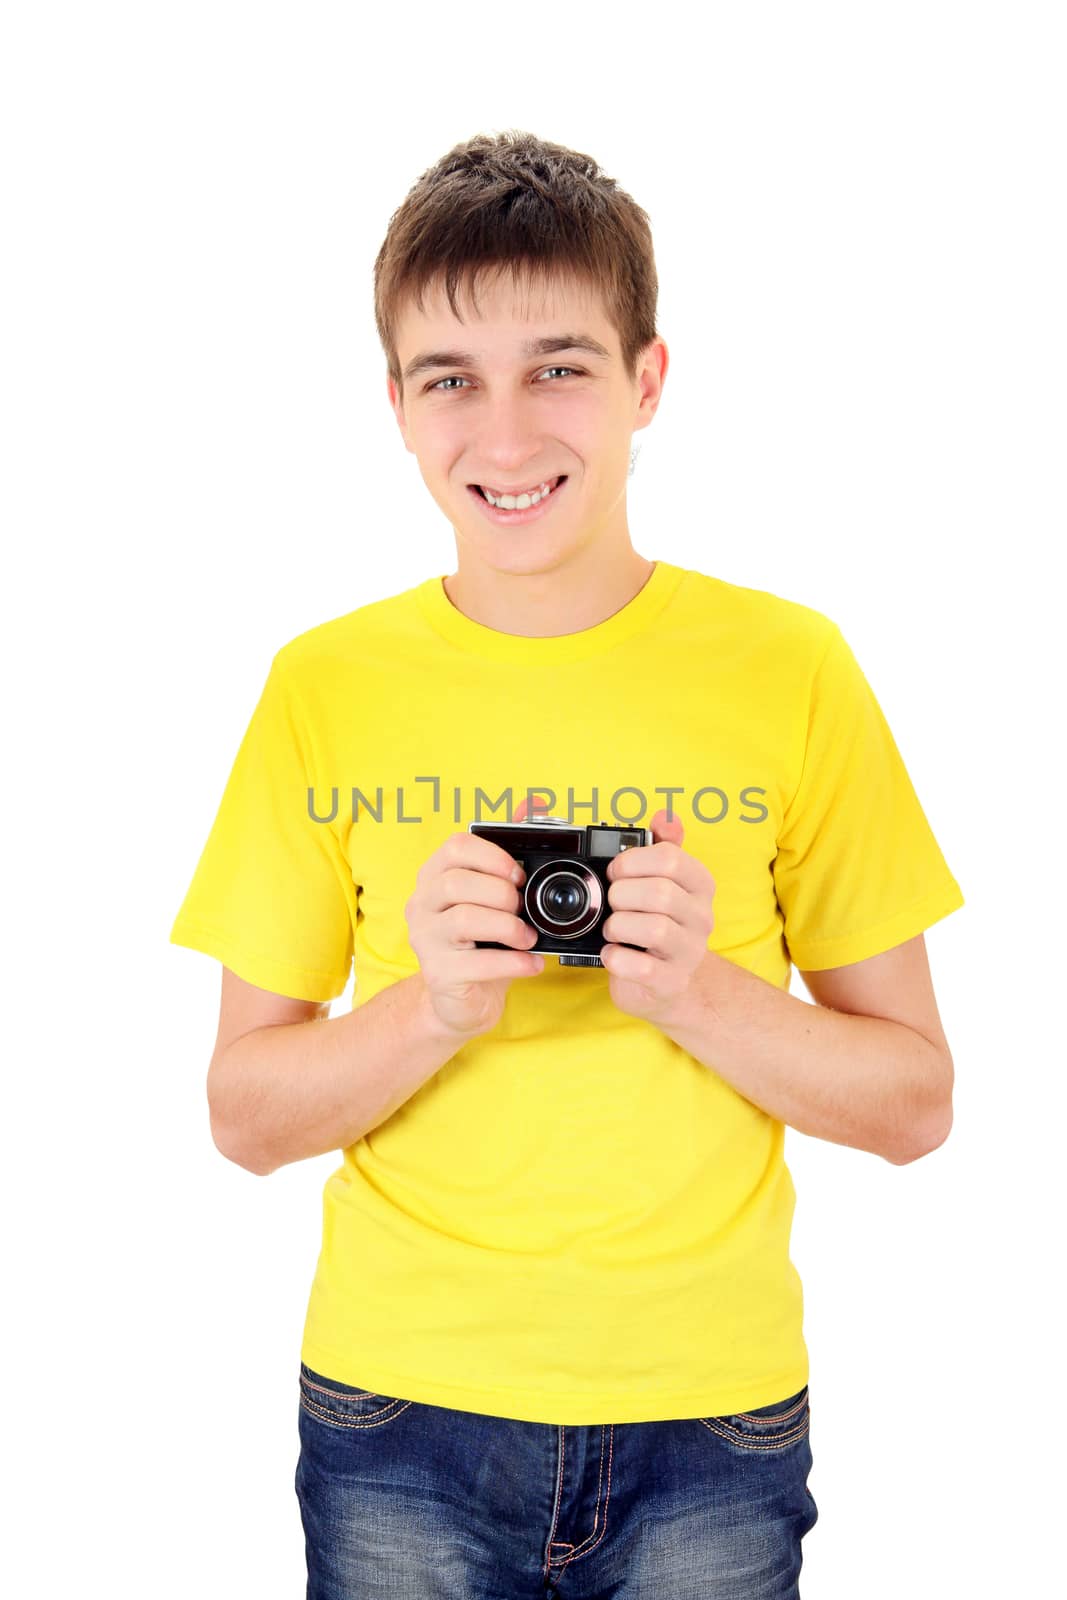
[
  {"x1": 702, "y1": 1385, "x2": 810, "y2": 1451},
  {"x1": 298, "y1": 1362, "x2": 412, "y2": 1430}
]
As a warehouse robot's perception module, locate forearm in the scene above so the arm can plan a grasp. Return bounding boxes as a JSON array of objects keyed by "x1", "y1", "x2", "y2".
[
  {"x1": 210, "y1": 972, "x2": 476, "y2": 1176},
  {"x1": 656, "y1": 950, "x2": 952, "y2": 1164}
]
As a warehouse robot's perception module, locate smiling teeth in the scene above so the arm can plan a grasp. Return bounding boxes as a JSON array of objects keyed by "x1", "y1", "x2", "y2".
[{"x1": 482, "y1": 478, "x2": 558, "y2": 509}]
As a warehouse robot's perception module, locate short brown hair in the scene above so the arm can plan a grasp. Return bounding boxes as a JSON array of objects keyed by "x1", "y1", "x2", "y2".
[{"x1": 374, "y1": 129, "x2": 660, "y2": 401}]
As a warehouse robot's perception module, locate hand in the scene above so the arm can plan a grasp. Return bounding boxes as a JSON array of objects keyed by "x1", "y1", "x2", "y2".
[
  {"x1": 404, "y1": 794, "x2": 547, "y2": 1038},
  {"x1": 599, "y1": 808, "x2": 716, "y2": 1026}
]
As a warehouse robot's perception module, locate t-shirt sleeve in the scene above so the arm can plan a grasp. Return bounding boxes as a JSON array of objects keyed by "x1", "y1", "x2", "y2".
[
  {"x1": 773, "y1": 621, "x2": 964, "y2": 971},
  {"x1": 169, "y1": 651, "x2": 356, "y2": 1002}
]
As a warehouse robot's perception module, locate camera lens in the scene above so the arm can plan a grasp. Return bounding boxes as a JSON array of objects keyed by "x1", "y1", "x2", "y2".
[
  {"x1": 525, "y1": 861, "x2": 603, "y2": 939},
  {"x1": 542, "y1": 876, "x2": 587, "y2": 921}
]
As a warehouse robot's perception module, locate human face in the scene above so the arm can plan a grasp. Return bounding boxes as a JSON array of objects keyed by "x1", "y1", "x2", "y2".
[{"x1": 387, "y1": 270, "x2": 666, "y2": 583}]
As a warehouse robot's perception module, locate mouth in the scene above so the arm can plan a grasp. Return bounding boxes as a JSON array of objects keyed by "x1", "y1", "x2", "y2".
[{"x1": 466, "y1": 475, "x2": 569, "y2": 526}]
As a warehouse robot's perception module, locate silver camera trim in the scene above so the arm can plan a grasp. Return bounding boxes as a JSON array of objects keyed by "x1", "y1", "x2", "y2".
[{"x1": 525, "y1": 860, "x2": 603, "y2": 941}]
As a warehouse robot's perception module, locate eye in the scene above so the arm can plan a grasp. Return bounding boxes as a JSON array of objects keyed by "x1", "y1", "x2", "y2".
[{"x1": 425, "y1": 366, "x2": 583, "y2": 393}]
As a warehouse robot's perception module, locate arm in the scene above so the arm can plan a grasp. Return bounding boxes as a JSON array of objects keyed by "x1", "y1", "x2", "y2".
[
  {"x1": 207, "y1": 966, "x2": 477, "y2": 1177},
  {"x1": 653, "y1": 934, "x2": 954, "y2": 1166},
  {"x1": 206, "y1": 821, "x2": 545, "y2": 1176}
]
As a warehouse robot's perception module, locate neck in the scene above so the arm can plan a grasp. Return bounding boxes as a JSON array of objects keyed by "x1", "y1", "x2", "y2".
[{"x1": 442, "y1": 539, "x2": 656, "y2": 639}]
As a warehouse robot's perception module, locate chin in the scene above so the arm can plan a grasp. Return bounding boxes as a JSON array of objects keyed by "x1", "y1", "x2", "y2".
[{"x1": 467, "y1": 538, "x2": 566, "y2": 573}]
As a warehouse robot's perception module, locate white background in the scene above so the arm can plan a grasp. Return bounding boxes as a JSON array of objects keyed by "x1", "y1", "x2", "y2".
[{"x1": 3, "y1": 2, "x2": 1062, "y2": 1595}]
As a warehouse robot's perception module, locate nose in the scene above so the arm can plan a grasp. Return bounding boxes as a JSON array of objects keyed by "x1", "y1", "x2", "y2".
[{"x1": 474, "y1": 394, "x2": 551, "y2": 481}]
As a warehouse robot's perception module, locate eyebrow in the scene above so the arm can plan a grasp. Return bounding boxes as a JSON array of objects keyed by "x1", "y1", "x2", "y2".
[{"x1": 401, "y1": 333, "x2": 612, "y2": 384}]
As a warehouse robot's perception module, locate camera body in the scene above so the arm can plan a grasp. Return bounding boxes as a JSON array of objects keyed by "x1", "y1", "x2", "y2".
[{"x1": 467, "y1": 815, "x2": 653, "y2": 968}]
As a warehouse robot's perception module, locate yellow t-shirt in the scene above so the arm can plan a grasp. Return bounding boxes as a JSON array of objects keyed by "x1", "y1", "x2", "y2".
[{"x1": 170, "y1": 559, "x2": 964, "y2": 1424}]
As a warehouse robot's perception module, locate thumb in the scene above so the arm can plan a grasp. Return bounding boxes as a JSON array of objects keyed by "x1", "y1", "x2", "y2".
[
  {"x1": 649, "y1": 806, "x2": 685, "y2": 846},
  {"x1": 514, "y1": 792, "x2": 552, "y2": 823}
]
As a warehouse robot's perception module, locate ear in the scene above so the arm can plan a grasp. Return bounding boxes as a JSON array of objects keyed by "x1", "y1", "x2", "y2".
[{"x1": 634, "y1": 336, "x2": 669, "y2": 431}]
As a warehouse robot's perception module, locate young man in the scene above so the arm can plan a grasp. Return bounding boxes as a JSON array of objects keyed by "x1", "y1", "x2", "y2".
[{"x1": 171, "y1": 130, "x2": 963, "y2": 1596}]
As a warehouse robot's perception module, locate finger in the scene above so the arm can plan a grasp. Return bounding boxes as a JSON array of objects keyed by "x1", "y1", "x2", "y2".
[
  {"x1": 602, "y1": 908, "x2": 685, "y2": 960},
  {"x1": 609, "y1": 840, "x2": 712, "y2": 897},
  {"x1": 435, "y1": 947, "x2": 545, "y2": 983},
  {"x1": 435, "y1": 830, "x2": 525, "y2": 887},
  {"x1": 424, "y1": 865, "x2": 524, "y2": 916},
  {"x1": 606, "y1": 874, "x2": 709, "y2": 934},
  {"x1": 599, "y1": 942, "x2": 664, "y2": 980},
  {"x1": 442, "y1": 903, "x2": 537, "y2": 951}
]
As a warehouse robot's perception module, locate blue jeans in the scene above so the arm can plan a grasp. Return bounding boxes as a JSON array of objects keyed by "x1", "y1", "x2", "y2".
[{"x1": 295, "y1": 1361, "x2": 818, "y2": 1597}]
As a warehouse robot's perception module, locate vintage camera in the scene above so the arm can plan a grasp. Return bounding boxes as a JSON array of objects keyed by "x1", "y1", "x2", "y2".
[{"x1": 467, "y1": 815, "x2": 652, "y2": 968}]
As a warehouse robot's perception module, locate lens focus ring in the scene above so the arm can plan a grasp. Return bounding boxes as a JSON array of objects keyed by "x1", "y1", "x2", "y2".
[{"x1": 525, "y1": 860, "x2": 603, "y2": 939}]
